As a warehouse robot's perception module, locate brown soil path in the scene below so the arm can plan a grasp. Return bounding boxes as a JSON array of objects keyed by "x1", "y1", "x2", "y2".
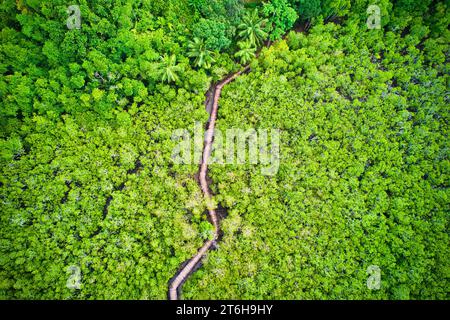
[{"x1": 168, "y1": 66, "x2": 250, "y2": 300}]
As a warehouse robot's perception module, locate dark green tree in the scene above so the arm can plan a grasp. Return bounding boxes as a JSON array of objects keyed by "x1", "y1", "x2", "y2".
[
  {"x1": 156, "y1": 54, "x2": 183, "y2": 83},
  {"x1": 187, "y1": 37, "x2": 215, "y2": 69},
  {"x1": 262, "y1": 0, "x2": 298, "y2": 40},
  {"x1": 237, "y1": 9, "x2": 268, "y2": 46}
]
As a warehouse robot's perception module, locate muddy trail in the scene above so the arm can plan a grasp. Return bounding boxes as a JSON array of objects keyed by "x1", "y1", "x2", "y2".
[{"x1": 168, "y1": 66, "x2": 250, "y2": 300}]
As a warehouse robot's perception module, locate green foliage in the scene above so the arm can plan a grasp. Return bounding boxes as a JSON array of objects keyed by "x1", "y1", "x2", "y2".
[
  {"x1": 262, "y1": 0, "x2": 298, "y2": 40},
  {"x1": 188, "y1": 0, "x2": 207, "y2": 13},
  {"x1": 183, "y1": 6, "x2": 449, "y2": 300},
  {"x1": 294, "y1": 0, "x2": 322, "y2": 20},
  {"x1": 199, "y1": 221, "x2": 215, "y2": 240},
  {"x1": 235, "y1": 40, "x2": 256, "y2": 65},
  {"x1": 0, "y1": 0, "x2": 448, "y2": 301},
  {"x1": 192, "y1": 18, "x2": 232, "y2": 51},
  {"x1": 0, "y1": 136, "x2": 23, "y2": 161},
  {"x1": 0, "y1": 0, "x2": 213, "y2": 299},
  {"x1": 156, "y1": 54, "x2": 184, "y2": 83},
  {"x1": 237, "y1": 9, "x2": 269, "y2": 46},
  {"x1": 187, "y1": 37, "x2": 216, "y2": 69},
  {"x1": 191, "y1": 0, "x2": 244, "y2": 23}
]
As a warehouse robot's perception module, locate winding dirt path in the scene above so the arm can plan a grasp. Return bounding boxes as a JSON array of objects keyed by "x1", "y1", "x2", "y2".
[{"x1": 168, "y1": 66, "x2": 250, "y2": 300}]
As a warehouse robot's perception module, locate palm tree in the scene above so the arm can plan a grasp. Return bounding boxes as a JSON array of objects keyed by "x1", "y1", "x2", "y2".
[
  {"x1": 157, "y1": 54, "x2": 183, "y2": 83},
  {"x1": 237, "y1": 9, "x2": 268, "y2": 46},
  {"x1": 187, "y1": 38, "x2": 215, "y2": 69},
  {"x1": 235, "y1": 41, "x2": 256, "y2": 65}
]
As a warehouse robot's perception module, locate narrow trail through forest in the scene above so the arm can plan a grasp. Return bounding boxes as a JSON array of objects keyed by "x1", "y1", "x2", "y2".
[
  {"x1": 167, "y1": 23, "x2": 307, "y2": 299},
  {"x1": 168, "y1": 66, "x2": 250, "y2": 300}
]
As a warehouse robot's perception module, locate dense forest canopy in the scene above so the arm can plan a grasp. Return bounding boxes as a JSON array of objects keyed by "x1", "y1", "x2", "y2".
[{"x1": 0, "y1": 0, "x2": 448, "y2": 299}]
